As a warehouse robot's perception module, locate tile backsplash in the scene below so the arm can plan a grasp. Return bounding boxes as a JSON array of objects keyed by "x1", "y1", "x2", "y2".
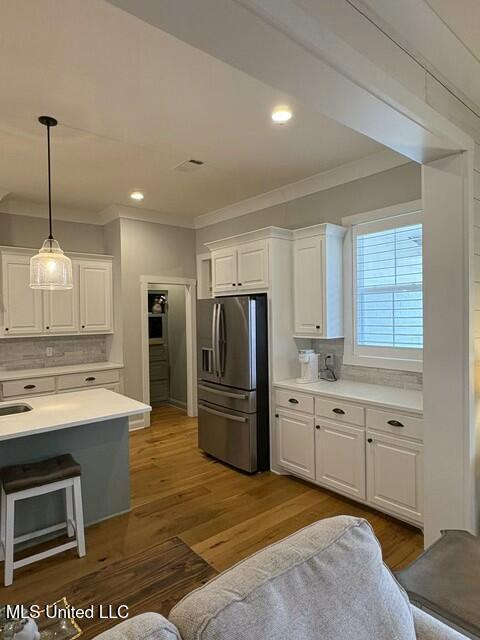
[
  {"x1": 0, "y1": 335, "x2": 108, "y2": 371},
  {"x1": 298, "y1": 338, "x2": 422, "y2": 390}
]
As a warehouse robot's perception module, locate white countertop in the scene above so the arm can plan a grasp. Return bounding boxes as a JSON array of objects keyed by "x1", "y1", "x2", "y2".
[
  {"x1": 0, "y1": 361, "x2": 124, "y2": 382},
  {"x1": 274, "y1": 378, "x2": 422, "y2": 415},
  {"x1": 0, "y1": 389, "x2": 151, "y2": 441}
]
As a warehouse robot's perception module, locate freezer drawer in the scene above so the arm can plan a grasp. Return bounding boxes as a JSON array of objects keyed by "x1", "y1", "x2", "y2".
[
  {"x1": 198, "y1": 381, "x2": 256, "y2": 413},
  {"x1": 198, "y1": 401, "x2": 258, "y2": 472}
]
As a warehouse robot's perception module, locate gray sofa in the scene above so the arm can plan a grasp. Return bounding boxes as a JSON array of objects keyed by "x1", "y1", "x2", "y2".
[{"x1": 96, "y1": 516, "x2": 468, "y2": 640}]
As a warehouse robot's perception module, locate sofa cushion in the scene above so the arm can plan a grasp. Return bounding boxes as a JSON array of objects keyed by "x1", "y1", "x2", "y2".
[{"x1": 169, "y1": 516, "x2": 416, "y2": 640}]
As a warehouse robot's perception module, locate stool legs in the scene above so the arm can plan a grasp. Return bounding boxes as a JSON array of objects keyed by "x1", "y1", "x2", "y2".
[
  {"x1": 0, "y1": 485, "x2": 6, "y2": 561},
  {"x1": 4, "y1": 493, "x2": 15, "y2": 586},
  {"x1": 73, "y1": 477, "x2": 86, "y2": 558},
  {"x1": 65, "y1": 485, "x2": 74, "y2": 537}
]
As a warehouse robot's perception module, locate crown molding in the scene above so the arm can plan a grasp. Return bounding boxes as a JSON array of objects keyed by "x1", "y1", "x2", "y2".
[
  {"x1": 194, "y1": 149, "x2": 410, "y2": 229},
  {"x1": 98, "y1": 204, "x2": 195, "y2": 229}
]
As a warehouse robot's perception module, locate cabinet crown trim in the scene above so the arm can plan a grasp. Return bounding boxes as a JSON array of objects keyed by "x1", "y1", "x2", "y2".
[
  {"x1": 205, "y1": 226, "x2": 292, "y2": 251},
  {"x1": 292, "y1": 223, "x2": 346, "y2": 240}
]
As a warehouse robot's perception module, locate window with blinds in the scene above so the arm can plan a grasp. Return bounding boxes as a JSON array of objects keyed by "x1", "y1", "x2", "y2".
[{"x1": 355, "y1": 222, "x2": 423, "y2": 350}]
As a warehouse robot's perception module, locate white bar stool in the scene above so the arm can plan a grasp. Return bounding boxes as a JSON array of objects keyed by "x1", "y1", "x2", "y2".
[{"x1": 0, "y1": 453, "x2": 86, "y2": 586}]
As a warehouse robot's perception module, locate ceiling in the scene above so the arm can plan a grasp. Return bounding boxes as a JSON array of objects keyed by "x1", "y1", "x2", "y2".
[
  {"x1": 425, "y1": 0, "x2": 480, "y2": 62},
  {"x1": 0, "y1": 0, "x2": 383, "y2": 224}
]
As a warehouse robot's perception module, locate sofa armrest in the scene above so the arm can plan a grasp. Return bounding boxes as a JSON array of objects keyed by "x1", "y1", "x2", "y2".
[
  {"x1": 93, "y1": 613, "x2": 181, "y2": 640},
  {"x1": 413, "y1": 606, "x2": 470, "y2": 640}
]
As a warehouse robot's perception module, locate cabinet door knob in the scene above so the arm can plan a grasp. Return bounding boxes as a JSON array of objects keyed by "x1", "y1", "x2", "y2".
[
  {"x1": 46, "y1": 326, "x2": 50, "y2": 330},
  {"x1": 232, "y1": 283, "x2": 236, "y2": 287},
  {"x1": 81, "y1": 325, "x2": 85, "y2": 329},
  {"x1": 367, "y1": 438, "x2": 373, "y2": 443},
  {"x1": 275, "y1": 413, "x2": 279, "y2": 418},
  {"x1": 24, "y1": 384, "x2": 36, "y2": 390},
  {"x1": 387, "y1": 420, "x2": 404, "y2": 428},
  {"x1": 315, "y1": 325, "x2": 320, "y2": 329},
  {"x1": 238, "y1": 283, "x2": 243, "y2": 286},
  {"x1": 288, "y1": 398, "x2": 299, "y2": 404},
  {"x1": 332, "y1": 408, "x2": 345, "y2": 415},
  {"x1": 5, "y1": 328, "x2": 8, "y2": 331},
  {"x1": 85, "y1": 376, "x2": 96, "y2": 382},
  {"x1": 315, "y1": 425, "x2": 320, "y2": 430}
]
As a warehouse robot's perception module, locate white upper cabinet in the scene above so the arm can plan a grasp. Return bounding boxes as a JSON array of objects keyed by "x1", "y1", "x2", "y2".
[
  {"x1": 1, "y1": 253, "x2": 43, "y2": 336},
  {"x1": 237, "y1": 240, "x2": 269, "y2": 291},
  {"x1": 44, "y1": 263, "x2": 79, "y2": 334},
  {"x1": 212, "y1": 247, "x2": 238, "y2": 293},
  {"x1": 79, "y1": 260, "x2": 113, "y2": 333},
  {"x1": 293, "y1": 224, "x2": 345, "y2": 338},
  {"x1": 0, "y1": 249, "x2": 113, "y2": 337},
  {"x1": 294, "y1": 235, "x2": 324, "y2": 335},
  {"x1": 207, "y1": 228, "x2": 291, "y2": 296}
]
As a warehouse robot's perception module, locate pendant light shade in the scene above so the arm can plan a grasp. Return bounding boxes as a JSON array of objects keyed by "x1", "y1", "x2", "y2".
[{"x1": 30, "y1": 116, "x2": 73, "y2": 290}]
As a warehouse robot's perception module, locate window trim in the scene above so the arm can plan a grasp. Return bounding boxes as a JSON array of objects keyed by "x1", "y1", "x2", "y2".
[{"x1": 343, "y1": 201, "x2": 423, "y2": 373}]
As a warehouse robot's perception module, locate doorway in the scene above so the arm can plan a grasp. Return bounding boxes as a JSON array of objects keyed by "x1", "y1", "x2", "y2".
[{"x1": 140, "y1": 276, "x2": 197, "y2": 426}]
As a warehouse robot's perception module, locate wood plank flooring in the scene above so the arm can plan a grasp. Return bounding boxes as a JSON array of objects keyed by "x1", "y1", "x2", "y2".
[{"x1": 0, "y1": 405, "x2": 423, "y2": 628}]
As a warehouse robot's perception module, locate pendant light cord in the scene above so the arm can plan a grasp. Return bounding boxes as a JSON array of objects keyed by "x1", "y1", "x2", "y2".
[{"x1": 46, "y1": 123, "x2": 53, "y2": 241}]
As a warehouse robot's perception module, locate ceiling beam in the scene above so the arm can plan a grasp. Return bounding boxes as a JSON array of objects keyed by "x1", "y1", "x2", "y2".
[{"x1": 107, "y1": 0, "x2": 473, "y2": 163}]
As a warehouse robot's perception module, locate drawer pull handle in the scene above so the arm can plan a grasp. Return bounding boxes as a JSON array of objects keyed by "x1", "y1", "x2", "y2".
[
  {"x1": 332, "y1": 408, "x2": 345, "y2": 415},
  {"x1": 288, "y1": 398, "x2": 299, "y2": 404},
  {"x1": 24, "y1": 384, "x2": 36, "y2": 390},
  {"x1": 387, "y1": 419, "x2": 404, "y2": 427},
  {"x1": 85, "y1": 376, "x2": 96, "y2": 382}
]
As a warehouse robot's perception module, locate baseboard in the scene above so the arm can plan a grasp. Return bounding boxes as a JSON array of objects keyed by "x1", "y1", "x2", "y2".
[{"x1": 169, "y1": 398, "x2": 187, "y2": 409}]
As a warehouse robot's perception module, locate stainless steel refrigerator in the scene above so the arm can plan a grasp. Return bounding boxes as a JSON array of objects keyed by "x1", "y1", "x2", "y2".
[{"x1": 197, "y1": 294, "x2": 269, "y2": 472}]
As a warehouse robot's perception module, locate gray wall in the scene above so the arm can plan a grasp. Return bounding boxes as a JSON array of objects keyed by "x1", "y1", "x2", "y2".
[
  {"x1": 165, "y1": 284, "x2": 187, "y2": 405},
  {"x1": 196, "y1": 162, "x2": 421, "y2": 251},
  {"x1": 0, "y1": 211, "x2": 106, "y2": 254},
  {"x1": 120, "y1": 218, "x2": 196, "y2": 402}
]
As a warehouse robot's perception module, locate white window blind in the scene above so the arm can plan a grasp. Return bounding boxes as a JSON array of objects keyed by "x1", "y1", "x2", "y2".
[{"x1": 356, "y1": 222, "x2": 423, "y2": 350}]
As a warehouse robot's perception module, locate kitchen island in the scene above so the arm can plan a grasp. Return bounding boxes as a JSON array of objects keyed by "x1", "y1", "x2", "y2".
[{"x1": 0, "y1": 388, "x2": 151, "y2": 537}]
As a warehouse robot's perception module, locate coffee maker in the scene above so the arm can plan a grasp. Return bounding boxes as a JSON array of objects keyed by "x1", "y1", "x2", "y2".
[{"x1": 296, "y1": 349, "x2": 318, "y2": 384}]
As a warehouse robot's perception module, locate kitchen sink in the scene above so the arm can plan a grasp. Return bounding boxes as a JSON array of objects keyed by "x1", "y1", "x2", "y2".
[{"x1": 0, "y1": 404, "x2": 32, "y2": 417}]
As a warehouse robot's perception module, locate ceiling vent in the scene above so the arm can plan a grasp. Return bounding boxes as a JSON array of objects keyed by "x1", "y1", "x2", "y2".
[{"x1": 174, "y1": 158, "x2": 205, "y2": 173}]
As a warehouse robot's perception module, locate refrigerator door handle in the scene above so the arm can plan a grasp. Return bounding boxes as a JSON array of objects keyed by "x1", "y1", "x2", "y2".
[
  {"x1": 212, "y1": 303, "x2": 219, "y2": 376},
  {"x1": 218, "y1": 303, "x2": 226, "y2": 376},
  {"x1": 198, "y1": 403, "x2": 248, "y2": 423},
  {"x1": 198, "y1": 384, "x2": 248, "y2": 400}
]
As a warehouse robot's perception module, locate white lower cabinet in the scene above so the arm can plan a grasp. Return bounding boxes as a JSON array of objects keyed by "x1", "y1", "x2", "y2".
[
  {"x1": 366, "y1": 431, "x2": 423, "y2": 524},
  {"x1": 274, "y1": 386, "x2": 424, "y2": 527},
  {"x1": 276, "y1": 409, "x2": 315, "y2": 480},
  {"x1": 315, "y1": 421, "x2": 366, "y2": 500}
]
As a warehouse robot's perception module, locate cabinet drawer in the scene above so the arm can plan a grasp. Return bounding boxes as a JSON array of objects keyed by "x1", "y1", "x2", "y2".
[
  {"x1": 57, "y1": 369, "x2": 120, "y2": 391},
  {"x1": 315, "y1": 397, "x2": 365, "y2": 427},
  {"x1": 275, "y1": 389, "x2": 314, "y2": 414},
  {"x1": 366, "y1": 408, "x2": 423, "y2": 441},
  {"x1": 2, "y1": 376, "x2": 55, "y2": 398}
]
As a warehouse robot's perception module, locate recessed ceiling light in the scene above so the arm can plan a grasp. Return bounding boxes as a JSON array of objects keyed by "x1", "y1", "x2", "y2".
[
  {"x1": 271, "y1": 105, "x2": 293, "y2": 125},
  {"x1": 130, "y1": 191, "x2": 144, "y2": 201}
]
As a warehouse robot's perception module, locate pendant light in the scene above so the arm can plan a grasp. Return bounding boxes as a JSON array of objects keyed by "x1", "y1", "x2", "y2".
[{"x1": 30, "y1": 116, "x2": 73, "y2": 290}]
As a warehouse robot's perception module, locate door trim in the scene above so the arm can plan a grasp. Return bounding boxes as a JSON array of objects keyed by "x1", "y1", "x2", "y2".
[{"x1": 140, "y1": 275, "x2": 197, "y2": 427}]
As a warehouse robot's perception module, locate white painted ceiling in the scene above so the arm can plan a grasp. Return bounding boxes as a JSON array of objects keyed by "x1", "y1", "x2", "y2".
[
  {"x1": 0, "y1": 0, "x2": 383, "y2": 223},
  {"x1": 425, "y1": 0, "x2": 480, "y2": 61}
]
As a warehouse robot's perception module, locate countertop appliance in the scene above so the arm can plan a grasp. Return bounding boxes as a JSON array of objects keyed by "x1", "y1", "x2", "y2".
[
  {"x1": 296, "y1": 349, "x2": 318, "y2": 383},
  {"x1": 197, "y1": 295, "x2": 269, "y2": 473}
]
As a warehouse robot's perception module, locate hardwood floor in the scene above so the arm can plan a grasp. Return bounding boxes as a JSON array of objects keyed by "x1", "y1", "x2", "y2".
[{"x1": 0, "y1": 405, "x2": 423, "y2": 628}]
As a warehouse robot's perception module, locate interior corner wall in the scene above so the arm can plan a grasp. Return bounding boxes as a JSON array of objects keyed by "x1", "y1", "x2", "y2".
[
  {"x1": 0, "y1": 211, "x2": 106, "y2": 254},
  {"x1": 119, "y1": 217, "x2": 196, "y2": 403},
  {"x1": 195, "y1": 161, "x2": 421, "y2": 253}
]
